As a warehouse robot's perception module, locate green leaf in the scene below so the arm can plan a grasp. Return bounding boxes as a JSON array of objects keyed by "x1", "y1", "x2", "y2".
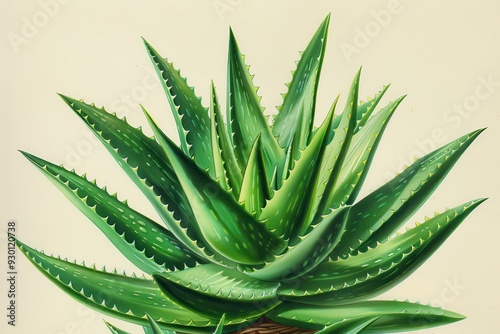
[
  {"x1": 238, "y1": 135, "x2": 271, "y2": 215},
  {"x1": 316, "y1": 317, "x2": 380, "y2": 334},
  {"x1": 311, "y1": 68, "x2": 361, "y2": 221},
  {"x1": 213, "y1": 315, "x2": 225, "y2": 334},
  {"x1": 16, "y1": 240, "x2": 224, "y2": 333},
  {"x1": 278, "y1": 199, "x2": 485, "y2": 304},
  {"x1": 273, "y1": 14, "x2": 330, "y2": 159},
  {"x1": 153, "y1": 264, "x2": 280, "y2": 321},
  {"x1": 143, "y1": 109, "x2": 286, "y2": 265},
  {"x1": 336, "y1": 96, "x2": 405, "y2": 206},
  {"x1": 248, "y1": 207, "x2": 349, "y2": 281},
  {"x1": 146, "y1": 314, "x2": 173, "y2": 334},
  {"x1": 20, "y1": 151, "x2": 203, "y2": 274},
  {"x1": 227, "y1": 29, "x2": 284, "y2": 181},
  {"x1": 210, "y1": 82, "x2": 242, "y2": 195},
  {"x1": 210, "y1": 82, "x2": 230, "y2": 192},
  {"x1": 258, "y1": 104, "x2": 335, "y2": 239},
  {"x1": 105, "y1": 321, "x2": 132, "y2": 334},
  {"x1": 58, "y1": 95, "x2": 212, "y2": 262},
  {"x1": 355, "y1": 84, "x2": 390, "y2": 132},
  {"x1": 331, "y1": 128, "x2": 484, "y2": 260},
  {"x1": 267, "y1": 300, "x2": 465, "y2": 332},
  {"x1": 143, "y1": 38, "x2": 213, "y2": 176}
]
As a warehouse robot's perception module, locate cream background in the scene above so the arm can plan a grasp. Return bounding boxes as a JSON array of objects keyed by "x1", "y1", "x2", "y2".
[{"x1": 1, "y1": 0, "x2": 499, "y2": 333}]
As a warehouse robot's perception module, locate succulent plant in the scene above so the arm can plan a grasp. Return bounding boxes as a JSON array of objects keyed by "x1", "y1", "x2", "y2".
[{"x1": 18, "y1": 14, "x2": 485, "y2": 334}]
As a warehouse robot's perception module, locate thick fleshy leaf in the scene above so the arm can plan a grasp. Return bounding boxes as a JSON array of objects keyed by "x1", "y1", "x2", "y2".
[
  {"x1": 278, "y1": 199, "x2": 485, "y2": 304},
  {"x1": 20, "y1": 151, "x2": 203, "y2": 274},
  {"x1": 355, "y1": 85, "x2": 390, "y2": 132},
  {"x1": 273, "y1": 14, "x2": 330, "y2": 159},
  {"x1": 58, "y1": 95, "x2": 211, "y2": 262},
  {"x1": 210, "y1": 83, "x2": 230, "y2": 192},
  {"x1": 310, "y1": 68, "x2": 361, "y2": 223},
  {"x1": 248, "y1": 207, "x2": 349, "y2": 281},
  {"x1": 331, "y1": 128, "x2": 484, "y2": 260},
  {"x1": 258, "y1": 105, "x2": 335, "y2": 239},
  {"x1": 238, "y1": 135, "x2": 271, "y2": 215},
  {"x1": 105, "y1": 321, "x2": 133, "y2": 334},
  {"x1": 316, "y1": 317, "x2": 379, "y2": 334},
  {"x1": 213, "y1": 315, "x2": 225, "y2": 334},
  {"x1": 144, "y1": 110, "x2": 286, "y2": 265},
  {"x1": 267, "y1": 300, "x2": 465, "y2": 332},
  {"x1": 210, "y1": 82, "x2": 242, "y2": 195},
  {"x1": 146, "y1": 314, "x2": 173, "y2": 334},
  {"x1": 335, "y1": 96, "x2": 405, "y2": 206},
  {"x1": 16, "y1": 240, "x2": 228, "y2": 333},
  {"x1": 227, "y1": 29, "x2": 284, "y2": 181},
  {"x1": 143, "y1": 38, "x2": 213, "y2": 176},
  {"x1": 153, "y1": 264, "x2": 280, "y2": 320}
]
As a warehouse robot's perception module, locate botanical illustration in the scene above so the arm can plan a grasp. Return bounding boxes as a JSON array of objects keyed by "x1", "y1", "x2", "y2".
[{"x1": 17, "y1": 15, "x2": 484, "y2": 333}]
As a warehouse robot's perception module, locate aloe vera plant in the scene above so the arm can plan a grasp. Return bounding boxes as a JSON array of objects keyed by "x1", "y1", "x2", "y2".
[{"x1": 18, "y1": 14, "x2": 485, "y2": 333}]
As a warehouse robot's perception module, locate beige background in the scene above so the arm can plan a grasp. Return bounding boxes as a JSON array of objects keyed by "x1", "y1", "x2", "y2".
[{"x1": 1, "y1": 0, "x2": 499, "y2": 333}]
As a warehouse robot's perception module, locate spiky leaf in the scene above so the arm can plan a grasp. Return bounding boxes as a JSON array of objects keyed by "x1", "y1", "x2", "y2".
[
  {"x1": 143, "y1": 109, "x2": 286, "y2": 265},
  {"x1": 20, "y1": 151, "x2": 202, "y2": 274},
  {"x1": 143, "y1": 39, "x2": 213, "y2": 176},
  {"x1": 279, "y1": 199, "x2": 485, "y2": 304},
  {"x1": 331, "y1": 128, "x2": 484, "y2": 260},
  {"x1": 153, "y1": 264, "x2": 280, "y2": 320},
  {"x1": 273, "y1": 14, "x2": 330, "y2": 159},
  {"x1": 267, "y1": 300, "x2": 465, "y2": 332},
  {"x1": 16, "y1": 240, "x2": 229, "y2": 333},
  {"x1": 227, "y1": 29, "x2": 284, "y2": 181},
  {"x1": 248, "y1": 207, "x2": 349, "y2": 281},
  {"x1": 58, "y1": 95, "x2": 211, "y2": 262}
]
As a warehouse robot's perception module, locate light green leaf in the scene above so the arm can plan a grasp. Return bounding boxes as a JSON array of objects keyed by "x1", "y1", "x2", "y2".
[
  {"x1": 143, "y1": 109, "x2": 286, "y2": 265},
  {"x1": 238, "y1": 135, "x2": 271, "y2": 215},
  {"x1": 210, "y1": 82, "x2": 242, "y2": 195},
  {"x1": 105, "y1": 321, "x2": 132, "y2": 334},
  {"x1": 247, "y1": 207, "x2": 349, "y2": 281},
  {"x1": 259, "y1": 104, "x2": 335, "y2": 239},
  {"x1": 210, "y1": 82, "x2": 230, "y2": 192}
]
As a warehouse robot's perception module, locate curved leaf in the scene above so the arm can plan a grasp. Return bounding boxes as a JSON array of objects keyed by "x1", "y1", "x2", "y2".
[
  {"x1": 338, "y1": 96, "x2": 405, "y2": 206},
  {"x1": 227, "y1": 29, "x2": 284, "y2": 181},
  {"x1": 20, "y1": 151, "x2": 203, "y2": 274},
  {"x1": 248, "y1": 207, "x2": 349, "y2": 281},
  {"x1": 143, "y1": 38, "x2": 213, "y2": 176},
  {"x1": 210, "y1": 82, "x2": 242, "y2": 195},
  {"x1": 316, "y1": 317, "x2": 380, "y2": 334},
  {"x1": 267, "y1": 300, "x2": 465, "y2": 332},
  {"x1": 238, "y1": 135, "x2": 271, "y2": 215},
  {"x1": 58, "y1": 95, "x2": 212, "y2": 262},
  {"x1": 259, "y1": 103, "x2": 335, "y2": 239},
  {"x1": 16, "y1": 240, "x2": 226, "y2": 333},
  {"x1": 143, "y1": 109, "x2": 286, "y2": 265},
  {"x1": 355, "y1": 84, "x2": 390, "y2": 132},
  {"x1": 331, "y1": 128, "x2": 484, "y2": 261},
  {"x1": 273, "y1": 14, "x2": 330, "y2": 159},
  {"x1": 278, "y1": 199, "x2": 485, "y2": 304},
  {"x1": 153, "y1": 264, "x2": 280, "y2": 321}
]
